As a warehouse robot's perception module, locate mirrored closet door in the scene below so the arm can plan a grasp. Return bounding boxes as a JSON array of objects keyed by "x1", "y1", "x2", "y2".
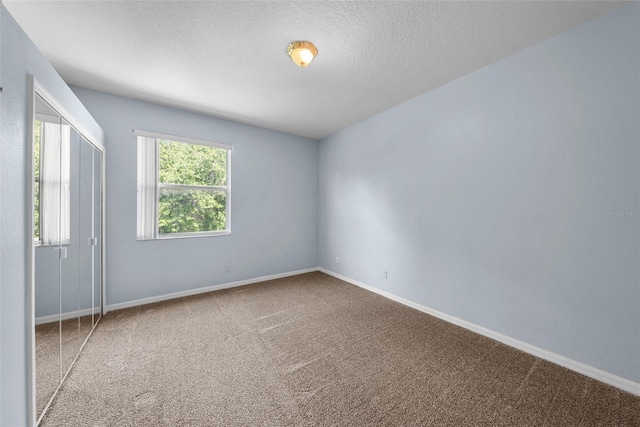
[{"x1": 33, "y1": 91, "x2": 104, "y2": 424}]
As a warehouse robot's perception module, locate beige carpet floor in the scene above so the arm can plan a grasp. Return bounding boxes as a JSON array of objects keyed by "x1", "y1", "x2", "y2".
[{"x1": 41, "y1": 272, "x2": 639, "y2": 426}]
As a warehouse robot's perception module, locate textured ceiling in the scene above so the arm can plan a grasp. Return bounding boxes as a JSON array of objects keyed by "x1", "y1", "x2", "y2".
[{"x1": 4, "y1": 1, "x2": 626, "y2": 139}]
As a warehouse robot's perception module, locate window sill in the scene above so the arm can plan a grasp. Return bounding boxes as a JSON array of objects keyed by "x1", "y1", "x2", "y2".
[
  {"x1": 35, "y1": 241, "x2": 71, "y2": 248},
  {"x1": 137, "y1": 231, "x2": 231, "y2": 241}
]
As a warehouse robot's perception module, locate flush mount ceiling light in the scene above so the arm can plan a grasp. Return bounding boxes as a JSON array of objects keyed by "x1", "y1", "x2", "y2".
[{"x1": 286, "y1": 41, "x2": 318, "y2": 67}]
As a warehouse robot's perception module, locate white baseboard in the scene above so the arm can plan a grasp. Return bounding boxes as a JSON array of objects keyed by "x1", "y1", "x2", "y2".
[
  {"x1": 319, "y1": 267, "x2": 640, "y2": 397},
  {"x1": 35, "y1": 308, "x2": 95, "y2": 325},
  {"x1": 106, "y1": 267, "x2": 320, "y2": 313}
]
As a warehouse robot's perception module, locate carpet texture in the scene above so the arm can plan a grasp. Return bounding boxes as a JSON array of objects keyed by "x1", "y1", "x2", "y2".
[
  {"x1": 41, "y1": 272, "x2": 639, "y2": 426},
  {"x1": 36, "y1": 315, "x2": 97, "y2": 418},
  {"x1": 36, "y1": 321, "x2": 60, "y2": 417}
]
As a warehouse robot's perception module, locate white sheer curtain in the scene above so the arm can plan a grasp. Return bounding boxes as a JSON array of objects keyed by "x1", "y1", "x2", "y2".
[
  {"x1": 41, "y1": 121, "x2": 70, "y2": 245},
  {"x1": 137, "y1": 136, "x2": 158, "y2": 239}
]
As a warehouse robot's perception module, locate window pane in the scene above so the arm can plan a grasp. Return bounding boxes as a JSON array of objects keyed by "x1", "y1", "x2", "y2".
[
  {"x1": 40, "y1": 120, "x2": 71, "y2": 245},
  {"x1": 158, "y1": 187, "x2": 227, "y2": 234},
  {"x1": 159, "y1": 140, "x2": 227, "y2": 187},
  {"x1": 35, "y1": 183, "x2": 41, "y2": 241}
]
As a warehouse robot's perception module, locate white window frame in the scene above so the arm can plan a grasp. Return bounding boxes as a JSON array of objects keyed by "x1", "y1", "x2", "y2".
[{"x1": 135, "y1": 130, "x2": 232, "y2": 240}]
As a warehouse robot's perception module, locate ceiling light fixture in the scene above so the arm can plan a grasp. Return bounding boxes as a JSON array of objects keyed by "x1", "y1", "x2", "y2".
[{"x1": 286, "y1": 41, "x2": 318, "y2": 68}]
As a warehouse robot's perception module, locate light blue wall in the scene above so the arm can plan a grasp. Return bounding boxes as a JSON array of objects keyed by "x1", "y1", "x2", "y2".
[
  {"x1": 0, "y1": 5, "x2": 4, "y2": 421},
  {"x1": 319, "y1": 2, "x2": 640, "y2": 383},
  {"x1": 2, "y1": 2, "x2": 638, "y2": 424},
  {"x1": 0, "y1": 4, "x2": 103, "y2": 425},
  {"x1": 70, "y1": 87, "x2": 319, "y2": 307}
]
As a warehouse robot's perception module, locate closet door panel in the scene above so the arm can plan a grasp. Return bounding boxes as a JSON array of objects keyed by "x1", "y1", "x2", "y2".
[
  {"x1": 78, "y1": 137, "x2": 95, "y2": 339},
  {"x1": 60, "y1": 123, "x2": 82, "y2": 377},
  {"x1": 34, "y1": 95, "x2": 64, "y2": 418},
  {"x1": 92, "y1": 146, "x2": 103, "y2": 326}
]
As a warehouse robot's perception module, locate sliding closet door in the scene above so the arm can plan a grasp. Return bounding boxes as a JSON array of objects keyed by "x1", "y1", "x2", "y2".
[
  {"x1": 92, "y1": 145, "x2": 103, "y2": 326},
  {"x1": 78, "y1": 137, "x2": 95, "y2": 343},
  {"x1": 33, "y1": 85, "x2": 105, "y2": 425},
  {"x1": 60, "y1": 129, "x2": 99, "y2": 377},
  {"x1": 60, "y1": 122, "x2": 82, "y2": 376},
  {"x1": 34, "y1": 96, "x2": 64, "y2": 417}
]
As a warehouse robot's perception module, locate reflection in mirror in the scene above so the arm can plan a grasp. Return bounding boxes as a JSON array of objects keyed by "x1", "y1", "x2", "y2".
[
  {"x1": 60, "y1": 120, "x2": 81, "y2": 385},
  {"x1": 34, "y1": 94, "x2": 64, "y2": 417},
  {"x1": 34, "y1": 92, "x2": 104, "y2": 424},
  {"x1": 92, "y1": 145, "x2": 102, "y2": 326},
  {"x1": 78, "y1": 137, "x2": 95, "y2": 346}
]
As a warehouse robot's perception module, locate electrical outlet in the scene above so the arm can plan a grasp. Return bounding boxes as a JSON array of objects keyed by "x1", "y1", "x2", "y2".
[
  {"x1": 383, "y1": 271, "x2": 388, "y2": 279},
  {"x1": 335, "y1": 256, "x2": 340, "y2": 264},
  {"x1": 225, "y1": 264, "x2": 231, "y2": 273}
]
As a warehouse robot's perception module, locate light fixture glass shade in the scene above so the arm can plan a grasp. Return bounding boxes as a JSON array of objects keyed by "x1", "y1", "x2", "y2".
[{"x1": 287, "y1": 41, "x2": 317, "y2": 67}]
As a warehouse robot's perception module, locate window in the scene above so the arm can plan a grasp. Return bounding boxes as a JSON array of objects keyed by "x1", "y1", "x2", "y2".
[
  {"x1": 34, "y1": 115, "x2": 71, "y2": 246},
  {"x1": 135, "y1": 130, "x2": 231, "y2": 239}
]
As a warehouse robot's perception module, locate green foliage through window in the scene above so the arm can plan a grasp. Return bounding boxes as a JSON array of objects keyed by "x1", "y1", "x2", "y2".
[
  {"x1": 157, "y1": 139, "x2": 229, "y2": 235},
  {"x1": 34, "y1": 120, "x2": 41, "y2": 241}
]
